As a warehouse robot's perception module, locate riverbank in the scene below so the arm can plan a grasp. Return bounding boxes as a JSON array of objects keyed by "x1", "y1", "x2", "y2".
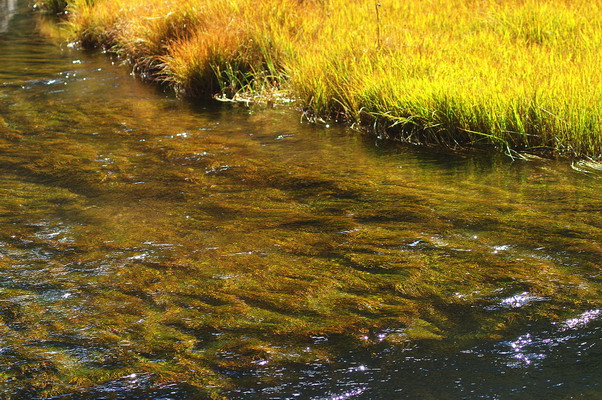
[{"x1": 47, "y1": 0, "x2": 602, "y2": 158}]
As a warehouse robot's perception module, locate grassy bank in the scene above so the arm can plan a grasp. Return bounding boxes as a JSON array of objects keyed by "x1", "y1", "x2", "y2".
[{"x1": 52, "y1": 0, "x2": 602, "y2": 158}]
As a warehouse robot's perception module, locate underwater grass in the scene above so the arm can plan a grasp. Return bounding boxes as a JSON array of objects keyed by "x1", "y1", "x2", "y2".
[
  {"x1": 2, "y1": 68, "x2": 602, "y2": 397},
  {"x1": 52, "y1": 0, "x2": 602, "y2": 157}
]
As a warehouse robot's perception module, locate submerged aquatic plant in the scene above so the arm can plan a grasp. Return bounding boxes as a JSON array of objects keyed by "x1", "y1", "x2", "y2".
[{"x1": 2, "y1": 83, "x2": 601, "y2": 396}]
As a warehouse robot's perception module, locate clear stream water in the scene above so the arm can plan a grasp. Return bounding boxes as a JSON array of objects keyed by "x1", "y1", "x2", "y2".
[{"x1": 0, "y1": 2, "x2": 601, "y2": 399}]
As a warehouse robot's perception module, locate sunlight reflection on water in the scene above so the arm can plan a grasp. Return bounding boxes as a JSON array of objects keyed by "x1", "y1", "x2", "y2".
[{"x1": 560, "y1": 309, "x2": 601, "y2": 331}]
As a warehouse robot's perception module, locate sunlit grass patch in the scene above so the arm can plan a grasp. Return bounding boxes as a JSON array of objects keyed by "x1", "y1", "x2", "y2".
[{"x1": 49, "y1": 0, "x2": 602, "y2": 157}]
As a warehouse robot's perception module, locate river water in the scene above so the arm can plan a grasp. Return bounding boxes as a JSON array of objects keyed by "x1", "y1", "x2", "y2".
[{"x1": 0, "y1": 2, "x2": 600, "y2": 399}]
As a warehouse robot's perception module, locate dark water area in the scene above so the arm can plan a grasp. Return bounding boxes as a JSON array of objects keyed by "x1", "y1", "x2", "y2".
[{"x1": 0, "y1": 2, "x2": 601, "y2": 399}]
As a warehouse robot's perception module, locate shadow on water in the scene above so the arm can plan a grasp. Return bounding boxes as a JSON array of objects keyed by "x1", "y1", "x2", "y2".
[{"x1": 0, "y1": 2, "x2": 601, "y2": 399}]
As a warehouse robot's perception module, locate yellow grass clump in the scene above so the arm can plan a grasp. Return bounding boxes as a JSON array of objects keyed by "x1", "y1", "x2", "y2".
[{"x1": 60, "y1": 0, "x2": 602, "y2": 157}]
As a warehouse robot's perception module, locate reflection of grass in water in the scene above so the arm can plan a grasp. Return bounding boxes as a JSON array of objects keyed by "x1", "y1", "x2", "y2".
[
  {"x1": 0, "y1": 102, "x2": 601, "y2": 397},
  {"x1": 44, "y1": 0, "x2": 602, "y2": 157}
]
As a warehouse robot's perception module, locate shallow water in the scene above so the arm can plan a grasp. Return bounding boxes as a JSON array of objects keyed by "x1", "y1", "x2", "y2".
[{"x1": 0, "y1": 3, "x2": 600, "y2": 399}]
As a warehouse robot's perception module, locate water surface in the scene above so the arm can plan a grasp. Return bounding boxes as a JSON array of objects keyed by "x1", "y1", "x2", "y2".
[{"x1": 0, "y1": 3, "x2": 600, "y2": 399}]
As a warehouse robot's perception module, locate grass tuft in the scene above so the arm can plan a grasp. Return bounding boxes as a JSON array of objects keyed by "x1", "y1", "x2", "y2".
[{"x1": 56, "y1": 0, "x2": 602, "y2": 158}]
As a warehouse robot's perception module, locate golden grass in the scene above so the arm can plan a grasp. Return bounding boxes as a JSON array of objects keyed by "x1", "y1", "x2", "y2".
[{"x1": 60, "y1": 0, "x2": 602, "y2": 157}]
